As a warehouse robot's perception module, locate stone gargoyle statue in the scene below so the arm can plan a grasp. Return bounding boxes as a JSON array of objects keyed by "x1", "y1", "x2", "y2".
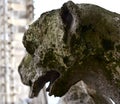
[{"x1": 18, "y1": 1, "x2": 120, "y2": 104}]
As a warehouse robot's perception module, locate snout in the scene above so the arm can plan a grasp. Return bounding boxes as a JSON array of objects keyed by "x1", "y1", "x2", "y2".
[{"x1": 28, "y1": 70, "x2": 60, "y2": 98}]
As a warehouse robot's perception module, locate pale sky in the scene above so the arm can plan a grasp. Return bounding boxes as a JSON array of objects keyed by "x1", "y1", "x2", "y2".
[
  {"x1": 34, "y1": 0, "x2": 120, "y2": 104},
  {"x1": 34, "y1": 0, "x2": 120, "y2": 20}
]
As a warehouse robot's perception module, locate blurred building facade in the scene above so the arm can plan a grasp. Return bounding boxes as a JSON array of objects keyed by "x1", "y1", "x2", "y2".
[{"x1": 0, "y1": 0, "x2": 48, "y2": 104}]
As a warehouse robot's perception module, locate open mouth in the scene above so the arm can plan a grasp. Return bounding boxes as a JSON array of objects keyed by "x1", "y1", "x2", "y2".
[{"x1": 29, "y1": 70, "x2": 60, "y2": 98}]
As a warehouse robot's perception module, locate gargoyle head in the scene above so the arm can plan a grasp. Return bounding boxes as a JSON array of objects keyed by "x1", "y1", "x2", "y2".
[
  {"x1": 19, "y1": 1, "x2": 81, "y2": 97},
  {"x1": 19, "y1": 1, "x2": 120, "y2": 102}
]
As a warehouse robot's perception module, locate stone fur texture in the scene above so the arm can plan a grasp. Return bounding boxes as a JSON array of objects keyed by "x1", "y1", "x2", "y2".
[{"x1": 18, "y1": 1, "x2": 120, "y2": 103}]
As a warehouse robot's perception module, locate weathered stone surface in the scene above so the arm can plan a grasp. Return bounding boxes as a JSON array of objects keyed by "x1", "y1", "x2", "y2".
[
  {"x1": 58, "y1": 81, "x2": 113, "y2": 104},
  {"x1": 19, "y1": 1, "x2": 120, "y2": 103}
]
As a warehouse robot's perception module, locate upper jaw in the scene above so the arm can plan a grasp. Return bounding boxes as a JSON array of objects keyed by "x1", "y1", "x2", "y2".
[{"x1": 18, "y1": 53, "x2": 62, "y2": 98}]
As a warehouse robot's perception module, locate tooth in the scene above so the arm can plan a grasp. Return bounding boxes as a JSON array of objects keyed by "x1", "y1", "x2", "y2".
[{"x1": 46, "y1": 82, "x2": 52, "y2": 91}]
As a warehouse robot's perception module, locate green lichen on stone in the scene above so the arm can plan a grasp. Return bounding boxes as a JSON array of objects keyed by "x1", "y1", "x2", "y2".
[
  {"x1": 19, "y1": 1, "x2": 120, "y2": 103},
  {"x1": 22, "y1": 54, "x2": 32, "y2": 68},
  {"x1": 18, "y1": 54, "x2": 37, "y2": 85}
]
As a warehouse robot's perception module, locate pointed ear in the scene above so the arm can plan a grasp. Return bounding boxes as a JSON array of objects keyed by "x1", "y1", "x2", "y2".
[
  {"x1": 60, "y1": 1, "x2": 80, "y2": 31},
  {"x1": 60, "y1": 1, "x2": 80, "y2": 44}
]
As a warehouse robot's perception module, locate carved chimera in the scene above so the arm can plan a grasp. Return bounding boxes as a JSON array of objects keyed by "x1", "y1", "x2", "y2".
[{"x1": 18, "y1": 1, "x2": 120, "y2": 103}]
